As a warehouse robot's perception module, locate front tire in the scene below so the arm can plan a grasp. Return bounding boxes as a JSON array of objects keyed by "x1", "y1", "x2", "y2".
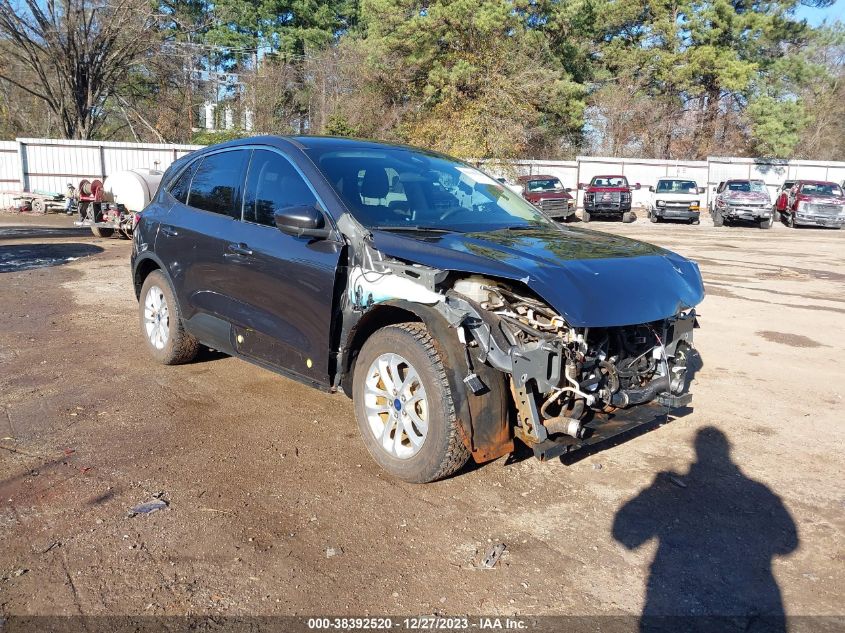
[
  {"x1": 139, "y1": 270, "x2": 199, "y2": 365},
  {"x1": 760, "y1": 215, "x2": 773, "y2": 229},
  {"x1": 582, "y1": 209, "x2": 591, "y2": 222},
  {"x1": 353, "y1": 322, "x2": 470, "y2": 483},
  {"x1": 713, "y1": 207, "x2": 724, "y2": 227},
  {"x1": 650, "y1": 210, "x2": 658, "y2": 223},
  {"x1": 622, "y1": 211, "x2": 635, "y2": 223}
]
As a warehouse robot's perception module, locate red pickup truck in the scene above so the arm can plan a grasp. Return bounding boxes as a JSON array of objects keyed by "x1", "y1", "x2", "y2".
[
  {"x1": 579, "y1": 175, "x2": 640, "y2": 223},
  {"x1": 777, "y1": 180, "x2": 845, "y2": 228},
  {"x1": 518, "y1": 174, "x2": 576, "y2": 221}
]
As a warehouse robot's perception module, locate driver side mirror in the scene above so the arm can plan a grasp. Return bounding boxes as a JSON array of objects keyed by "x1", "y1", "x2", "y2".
[
  {"x1": 634, "y1": 183, "x2": 641, "y2": 190},
  {"x1": 564, "y1": 187, "x2": 573, "y2": 193},
  {"x1": 648, "y1": 186, "x2": 655, "y2": 192},
  {"x1": 274, "y1": 204, "x2": 332, "y2": 239},
  {"x1": 698, "y1": 187, "x2": 705, "y2": 194},
  {"x1": 578, "y1": 183, "x2": 586, "y2": 190}
]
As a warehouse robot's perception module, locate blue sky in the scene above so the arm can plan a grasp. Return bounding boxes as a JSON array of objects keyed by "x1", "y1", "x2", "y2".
[{"x1": 795, "y1": 0, "x2": 843, "y2": 26}]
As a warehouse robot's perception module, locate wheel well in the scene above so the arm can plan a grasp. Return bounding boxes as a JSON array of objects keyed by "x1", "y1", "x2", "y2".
[
  {"x1": 134, "y1": 258, "x2": 161, "y2": 299},
  {"x1": 339, "y1": 305, "x2": 421, "y2": 397}
]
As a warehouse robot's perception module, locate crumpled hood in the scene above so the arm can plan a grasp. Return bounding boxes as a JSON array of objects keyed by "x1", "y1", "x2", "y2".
[
  {"x1": 369, "y1": 225, "x2": 704, "y2": 327},
  {"x1": 723, "y1": 191, "x2": 769, "y2": 203},
  {"x1": 525, "y1": 190, "x2": 573, "y2": 202}
]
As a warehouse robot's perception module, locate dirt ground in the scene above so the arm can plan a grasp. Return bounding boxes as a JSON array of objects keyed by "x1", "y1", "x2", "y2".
[{"x1": 0, "y1": 210, "x2": 843, "y2": 625}]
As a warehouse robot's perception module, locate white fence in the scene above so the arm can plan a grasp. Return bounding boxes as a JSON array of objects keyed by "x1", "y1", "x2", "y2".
[
  {"x1": 0, "y1": 138, "x2": 202, "y2": 208},
  {"x1": 2, "y1": 137, "x2": 845, "y2": 210}
]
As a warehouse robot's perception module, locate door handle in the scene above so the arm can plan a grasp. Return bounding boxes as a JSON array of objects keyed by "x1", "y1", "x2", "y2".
[
  {"x1": 160, "y1": 225, "x2": 179, "y2": 237},
  {"x1": 226, "y1": 242, "x2": 253, "y2": 257}
]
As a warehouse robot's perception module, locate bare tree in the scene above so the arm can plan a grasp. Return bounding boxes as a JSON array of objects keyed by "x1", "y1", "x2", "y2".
[{"x1": 0, "y1": 0, "x2": 157, "y2": 139}]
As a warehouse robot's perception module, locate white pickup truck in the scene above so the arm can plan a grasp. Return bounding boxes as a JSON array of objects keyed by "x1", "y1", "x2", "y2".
[{"x1": 647, "y1": 178, "x2": 705, "y2": 224}]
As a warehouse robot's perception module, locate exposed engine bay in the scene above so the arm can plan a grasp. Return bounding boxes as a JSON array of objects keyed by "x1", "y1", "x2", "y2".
[{"x1": 339, "y1": 218, "x2": 698, "y2": 461}]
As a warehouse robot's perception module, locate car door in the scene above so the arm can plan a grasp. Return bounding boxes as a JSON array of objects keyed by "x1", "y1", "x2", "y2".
[
  {"x1": 154, "y1": 147, "x2": 251, "y2": 350},
  {"x1": 223, "y1": 147, "x2": 343, "y2": 387}
]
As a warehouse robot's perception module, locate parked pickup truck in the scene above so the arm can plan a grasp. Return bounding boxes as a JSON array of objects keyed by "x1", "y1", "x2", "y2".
[
  {"x1": 579, "y1": 175, "x2": 640, "y2": 223},
  {"x1": 132, "y1": 136, "x2": 703, "y2": 483},
  {"x1": 647, "y1": 179, "x2": 704, "y2": 224},
  {"x1": 778, "y1": 180, "x2": 845, "y2": 228},
  {"x1": 517, "y1": 175, "x2": 575, "y2": 221},
  {"x1": 710, "y1": 179, "x2": 773, "y2": 229}
]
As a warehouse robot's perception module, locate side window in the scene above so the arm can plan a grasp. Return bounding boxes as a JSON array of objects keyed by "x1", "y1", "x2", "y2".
[
  {"x1": 187, "y1": 150, "x2": 249, "y2": 218},
  {"x1": 168, "y1": 160, "x2": 199, "y2": 204},
  {"x1": 242, "y1": 149, "x2": 318, "y2": 226}
]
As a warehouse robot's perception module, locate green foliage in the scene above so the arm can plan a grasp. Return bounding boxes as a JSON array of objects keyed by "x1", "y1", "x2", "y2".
[
  {"x1": 190, "y1": 128, "x2": 249, "y2": 144},
  {"x1": 323, "y1": 114, "x2": 359, "y2": 137},
  {"x1": 746, "y1": 96, "x2": 811, "y2": 157}
]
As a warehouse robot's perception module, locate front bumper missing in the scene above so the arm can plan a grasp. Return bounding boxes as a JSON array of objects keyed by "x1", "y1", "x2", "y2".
[{"x1": 523, "y1": 401, "x2": 683, "y2": 461}]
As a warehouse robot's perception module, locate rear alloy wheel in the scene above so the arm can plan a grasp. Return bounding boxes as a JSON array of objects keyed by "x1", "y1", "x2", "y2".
[
  {"x1": 353, "y1": 323, "x2": 469, "y2": 483},
  {"x1": 139, "y1": 270, "x2": 199, "y2": 365}
]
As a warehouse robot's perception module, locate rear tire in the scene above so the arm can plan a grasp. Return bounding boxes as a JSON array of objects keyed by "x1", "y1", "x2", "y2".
[
  {"x1": 139, "y1": 269, "x2": 199, "y2": 365},
  {"x1": 91, "y1": 226, "x2": 114, "y2": 238},
  {"x1": 353, "y1": 322, "x2": 470, "y2": 483},
  {"x1": 713, "y1": 208, "x2": 724, "y2": 227}
]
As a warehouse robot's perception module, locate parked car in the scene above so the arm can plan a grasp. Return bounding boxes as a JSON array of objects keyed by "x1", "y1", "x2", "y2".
[
  {"x1": 517, "y1": 175, "x2": 575, "y2": 221},
  {"x1": 778, "y1": 180, "x2": 845, "y2": 228},
  {"x1": 579, "y1": 175, "x2": 640, "y2": 223},
  {"x1": 131, "y1": 136, "x2": 703, "y2": 483},
  {"x1": 647, "y1": 178, "x2": 705, "y2": 224},
  {"x1": 773, "y1": 180, "x2": 796, "y2": 221},
  {"x1": 710, "y1": 179, "x2": 773, "y2": 228}
]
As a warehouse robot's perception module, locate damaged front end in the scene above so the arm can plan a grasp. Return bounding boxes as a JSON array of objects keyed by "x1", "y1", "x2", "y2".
[{"x1": 336, "y1": 214, "x2": 700, "y2": 464}]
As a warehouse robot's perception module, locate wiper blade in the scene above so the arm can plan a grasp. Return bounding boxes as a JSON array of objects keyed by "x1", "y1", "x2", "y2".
[
  {"x1": 373, "y1": 225, "x2": 452, "y2": 233},
  {"x1": 501, "y1": 224, "x2": 542, "y2": 231}
]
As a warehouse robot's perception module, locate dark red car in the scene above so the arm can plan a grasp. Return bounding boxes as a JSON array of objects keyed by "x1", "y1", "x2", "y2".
[
  {"x1": 579, "y1": 175, "x2": 640, "y2": 223},
  {"x1": 778, "y1": 180, "x2": 845, "y2": 228},
  {"x1": 518, "y1": 174, "x2": 575, "y2": 221}
]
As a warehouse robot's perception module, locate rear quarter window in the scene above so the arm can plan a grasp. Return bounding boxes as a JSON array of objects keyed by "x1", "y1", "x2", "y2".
[{"x1": 168, "y1": 160, "x2": 200, "y2": 204}]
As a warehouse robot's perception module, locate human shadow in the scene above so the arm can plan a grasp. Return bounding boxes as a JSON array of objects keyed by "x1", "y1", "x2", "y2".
[{"x1": 612, "y1": 427, "x2": 798, "y2": 633}]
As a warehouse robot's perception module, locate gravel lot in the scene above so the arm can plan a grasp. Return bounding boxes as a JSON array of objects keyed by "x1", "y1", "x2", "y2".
[{"x1": 1, "y1": 211, "x2": 843, "y2": 625}]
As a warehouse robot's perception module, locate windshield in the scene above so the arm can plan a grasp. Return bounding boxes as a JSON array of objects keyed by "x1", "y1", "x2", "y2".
[
  {"x1": 727, "y1": 180, "x2": 766, "y2": 193},
  {"x1": 591, "y1": 176, "x2": 628, "y2": 187},
  {"x1": 800, "y1": 183, "x2": 843, "y2": 197},
  {"x1": 656, "y1": 179, "x2": 697, "y2": 194},
  {"x1": 525, "y1": 178, "x2": 563, "y2": 192},
  {"x1": 306, "y1": 146, "x2": 555, "y2": 232}
]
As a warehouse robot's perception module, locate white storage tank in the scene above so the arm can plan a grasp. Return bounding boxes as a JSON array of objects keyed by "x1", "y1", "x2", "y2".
[{"x1": 102, "y1": 168, "x2": 163, "y2": 212}]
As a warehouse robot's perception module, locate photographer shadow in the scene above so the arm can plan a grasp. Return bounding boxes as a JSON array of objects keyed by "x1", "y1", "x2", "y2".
[{"x1": 612, "y1": 427, "x2": 798, "y2": 633}]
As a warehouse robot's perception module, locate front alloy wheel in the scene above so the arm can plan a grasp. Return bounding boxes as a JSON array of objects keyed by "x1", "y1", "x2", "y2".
[
  {"x1": 353, "y1": 322, "x2": 470, "y2": 482},
  {"x1": 363, "y1": 352, "x2": 429, "y2": 460}
]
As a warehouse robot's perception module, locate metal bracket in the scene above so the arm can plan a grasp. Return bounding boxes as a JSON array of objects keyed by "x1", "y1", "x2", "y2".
[{"x1": 511, "y1": 382, "x2": 548, "y2": 443}]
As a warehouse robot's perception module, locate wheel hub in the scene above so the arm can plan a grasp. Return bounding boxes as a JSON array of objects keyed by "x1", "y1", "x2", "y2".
[{"x1": 363, "y1": 352, "x2": 429, "y2": 459}]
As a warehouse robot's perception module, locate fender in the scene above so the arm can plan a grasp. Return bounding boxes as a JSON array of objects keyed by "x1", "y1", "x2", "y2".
[{"x1": 349, "y1": 300, "x2": 513, "y2": 464}]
